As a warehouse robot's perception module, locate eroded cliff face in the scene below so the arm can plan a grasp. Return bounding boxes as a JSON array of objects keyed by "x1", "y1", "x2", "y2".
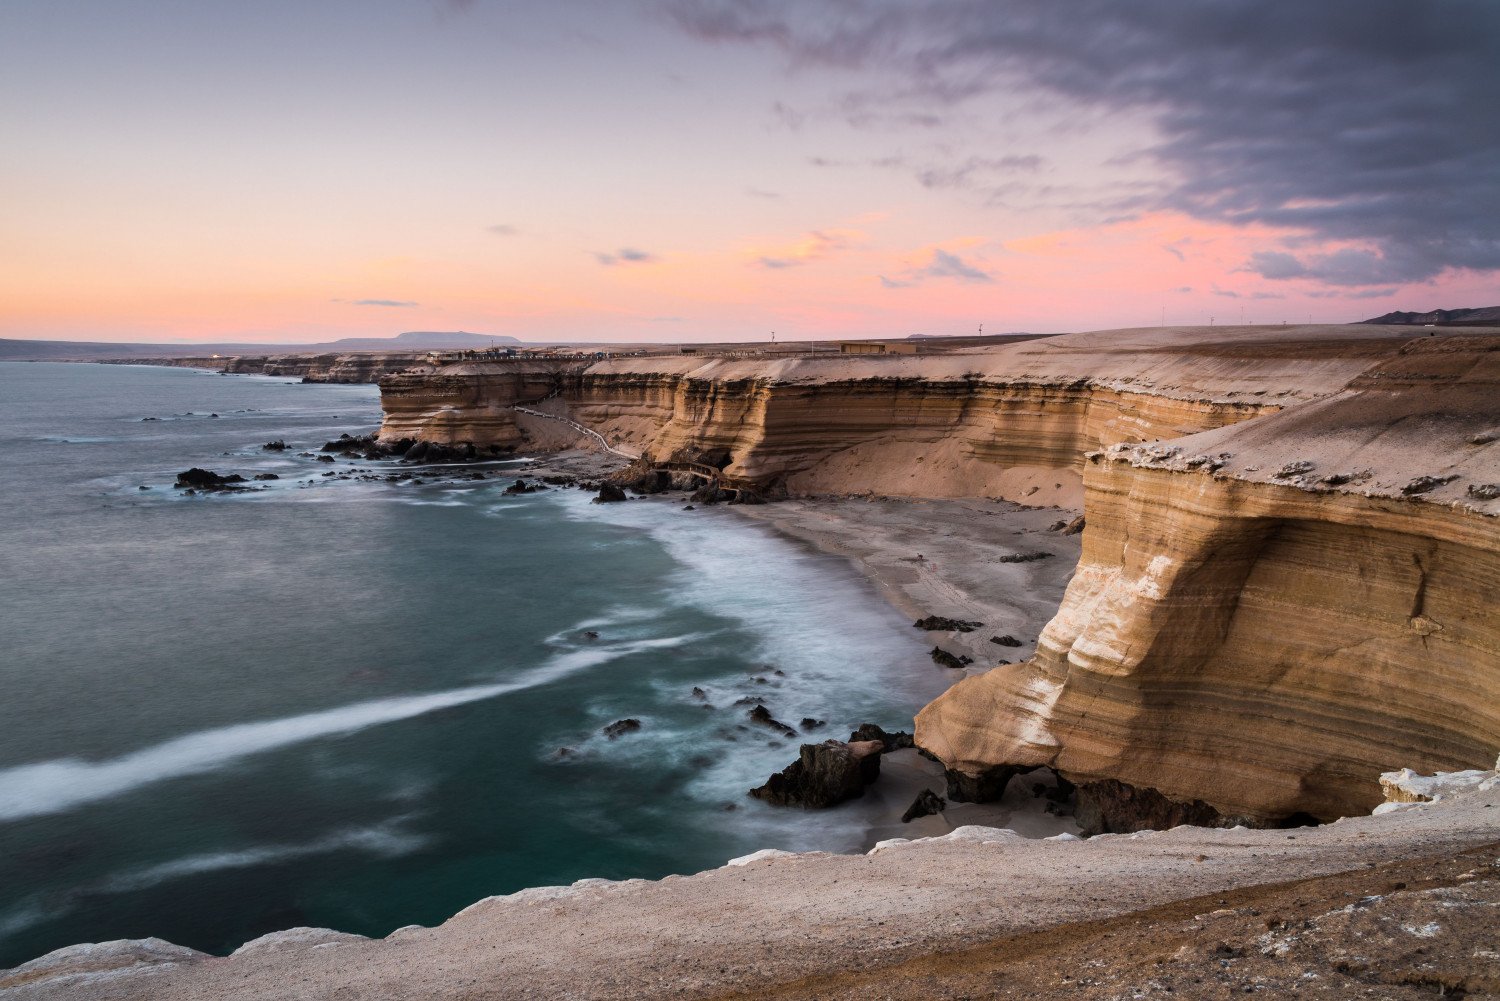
[
  {"x1": 376, "y1": 327, "x2": 1500, "y2": 822},
  {"x1": 916, "y1": 335, "x2": 1500, "y2": 822},
  {"x1": 377, "y1": 326, "x2": 1393, "y2": 503}
]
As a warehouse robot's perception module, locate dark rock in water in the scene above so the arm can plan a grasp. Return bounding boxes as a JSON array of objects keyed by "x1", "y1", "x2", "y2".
[
  {"x1": 593, "y1": 483, "x2": 627, "y2": 504},
  {"x1": 262, "y1": 440, "x2": 287, "y2": 451},
  {"x1": 688, "y1": 484, "x2": 729, "y2": 505},
  {"x1": 252, "y1": 473, "x2": 280, "y2": 481},
  {"x1": 503, "y1": 478, "x2": 543, "y2": 495},
  {"x1": 749, "y1": 740, "x2": 883, "y2": 808},
  {"x1": 945, "y1": 763, "x2": 1027, "y2": 803},
  {"x1": 733, "y1": 696, "x2": 766, "y2": 707},
  {"x1": 141, "y1": 416, "x2": 160, "y2": 421},
  {"x1": 990, "y1": 634, "x2": 1023, "y2": 648},
  {"x1": 901, "y1": 788, "x2": 947, "y2": 823},
  {"x1": 929, "y1": 647, "x2": 972, "y2": 670},
  {"x1": 800, "y1": 717, "x2": 826, "y2": 731},
  {"x1": 316, "y1": 454, "x2": 335, "y2": 463},
  {"x1": 137, "y1": 484, "x2": 150, "y2": 490},
  {"x1": 1073, "y1": 778, "x2": 1243, "y2": 836},
  {"x1": 682, "y1": 504, "x2": 696, "y2": 511},
  {"x1": 174, "y1": 468, "x2": 247, "y2": 491},
  {"x1": 582, "y1": 630, "x2": 600, "y2": 641},
  {"x1": 848, "y1": 723, "x2": 915, "y2": 752},
  {"x1": 747, "y1": 705, "x2": 797, "y2": 737},
  {"x1": 602, "y1": 718, "x2": 642, "y2": 740},
  {"x1": 913, "y1": 616, "x2": 983, "y2": 632}
]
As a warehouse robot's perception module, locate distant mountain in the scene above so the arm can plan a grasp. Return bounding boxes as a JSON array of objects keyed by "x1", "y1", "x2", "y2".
[
  {"x1": 0, "y1": 331, "x2": 521, "y2": 361},
  {"x1": 1360, "y1": 307, "x2": 1500, "y2": 326}
]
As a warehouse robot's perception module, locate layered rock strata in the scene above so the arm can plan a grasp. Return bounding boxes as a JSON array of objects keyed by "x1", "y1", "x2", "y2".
[
  {"x1": 376, "y1": 326, "x2": 1500, "y2": 823},
  {"x1": 917, "y1": 335, "x2": 1500, "y2": 823},
  {"x1": 377, "y1": 326, "x2": 1407, "y2": 505}
]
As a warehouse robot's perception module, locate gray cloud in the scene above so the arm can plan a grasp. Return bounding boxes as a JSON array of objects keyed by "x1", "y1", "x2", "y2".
[
  {"x1": 595, "y1": 247, "x2": 659, "y2": 266},
  {"x1": 487, "y1": 224, "x2": 518, "y2": 236},
  {"x1": 745, "y1": 186, "x2": 782, "y2": 199},
  {"x1": 881, "y1": 248, "x2": 994, "y2": 288},
  {"x1": 353, "y1": 299, "x2": 419, "y2": 308},
  {"x1": 665, "y1": 0, "x2": 1500, "y2": 285}
]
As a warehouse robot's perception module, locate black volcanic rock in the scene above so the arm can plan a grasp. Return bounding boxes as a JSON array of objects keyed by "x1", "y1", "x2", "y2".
[
  {"x1": 848, "y1": 723, "x2": 914, "y2": 752},
  {"x1": 593, "y1": 483, "x2": 627, "y2": 504},
  {"x1": 750, "y1": 740, "x2": 883, "y2": 808},
  {"x1": 747, "y1": 705, "x2": 797, "y2": 737},
  {"x1": 901, "y1": 789, "x2": 946, "y2": 823},
  {"x1": 913, "y1": 615, "x2": 983, "y2": 632},
  {"x1": 174, "y1": 468, "x2": 246, "y2": 491},
  {"x1": 602, "y1": 718, "x2": 642, "y2": 740},
  {"x1": 929, "y1": 647, "x2": 972, "y2": 670}
]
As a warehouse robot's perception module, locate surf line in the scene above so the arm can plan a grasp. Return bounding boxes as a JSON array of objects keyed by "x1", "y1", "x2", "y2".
[{"x1": 0, "y1": 633, "x2": 696, "y2": 824}]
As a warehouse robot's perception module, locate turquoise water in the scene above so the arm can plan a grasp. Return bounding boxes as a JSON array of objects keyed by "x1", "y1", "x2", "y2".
[{"x1": 0, "y1": 362, "x2": 943, "y2": 967}]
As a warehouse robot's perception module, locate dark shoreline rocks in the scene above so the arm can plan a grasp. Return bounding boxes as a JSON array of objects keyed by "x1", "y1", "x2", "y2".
[
  {"x1": 913, "y1": 616, "x2": 983, "y2": 632},
  {"x1": 750, "y1": 739, "x2": 883, "y2": 808},
  {"x1": 929, "y1": 647, "x2": 972, "y2": 670},
  {"x1": 174, "y1": 468, "x2": 247, "y2": 491},
  {"x1": 901, "y1": 789, "x2": 946, "y2": 823},
  {"x1": 602, "y1": 719, "x2": 642, "y2": 740}
]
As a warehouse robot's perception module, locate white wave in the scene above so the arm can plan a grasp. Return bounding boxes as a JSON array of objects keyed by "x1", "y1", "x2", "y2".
[
  {"x1": 101, "y1": 823, "x2": 427, "y2": 894},
  {"x1": 0, "y1": 634, "x2": 697, "y2": 824}
]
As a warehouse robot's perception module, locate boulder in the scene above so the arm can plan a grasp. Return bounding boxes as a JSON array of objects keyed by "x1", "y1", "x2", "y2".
[
  {"x1": 901, "y1": 789, "x2": 947, "y2": 823},
  {"x1": 929, "y1": 647, "x2": 972, "y2": 670},
  {"x1": 261, "y1": 440, "x2": 287, "y2": 451},
  {"x1": 601, "y1": 719, "x2": 641, "y2": 740},
  {"x1": 848, "y1": 723, "x2": 915, "y2": 752},
  {"x1": 503, "y1": 478, "x2": 543, "y2": 495},
  {"x1": 593, "y1": 483, "x2": 628, "y2": 504},
  {"x1": 174, "y1": 468, "x2": 247, "y2": 491},
  {"x1": 989, "y1": 634, "x2": 1023, "y2": 647},
  {"x1": 747, "y1": 705, "x2": 797, "y2": 737},
  {"x1": 913, "y1": 616, "x2": 983, "y2": 632},
  {"x1": 1073, "y1": 778, "x2": 1241, "y2": 836},
  {"x1": 750, "y1": 740, "x2": 883, "y2": 808}
]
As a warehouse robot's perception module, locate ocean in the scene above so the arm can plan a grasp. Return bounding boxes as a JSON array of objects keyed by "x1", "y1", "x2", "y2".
[{"x1": 0, "y1": 361, "x2": 945, "y2": 968}]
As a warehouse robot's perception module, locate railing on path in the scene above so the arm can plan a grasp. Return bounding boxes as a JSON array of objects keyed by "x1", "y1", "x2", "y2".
[{"x1": 511, "y1": 405, "x2": 640, "y2": 460}]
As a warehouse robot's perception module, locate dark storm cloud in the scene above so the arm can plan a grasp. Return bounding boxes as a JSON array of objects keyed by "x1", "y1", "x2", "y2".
[
  {"x1": 353, "y1": 299, "x2": 420, "y2": 307},
  {"x1": 664, "y1": 0, "x2": 1500, "y2": 285}
]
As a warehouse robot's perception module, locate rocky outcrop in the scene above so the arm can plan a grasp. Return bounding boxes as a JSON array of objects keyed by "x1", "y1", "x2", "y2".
[
  {"x1": 750, "y1": 739, "x2": 883, "y2": 807},
  {"x1": 918, "y1": 335, "x2": 1500, "y2": 824}
]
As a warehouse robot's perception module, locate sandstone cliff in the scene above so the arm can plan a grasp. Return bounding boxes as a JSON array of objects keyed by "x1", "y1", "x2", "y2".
[
  {"x1": 916, "y1": 334, "x2": 1500, "y2": 823},
  {"x1": 375, "y1": 325, "x2": 1500, "y2": 823}
]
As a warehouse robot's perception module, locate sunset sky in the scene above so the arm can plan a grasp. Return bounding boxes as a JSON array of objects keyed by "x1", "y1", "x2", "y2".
[{"x1": 2, "y1": 0, "x2": 1496, "y2": 344}]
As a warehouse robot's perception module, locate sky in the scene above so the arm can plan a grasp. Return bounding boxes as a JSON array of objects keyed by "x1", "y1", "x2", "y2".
[{"x1": 2, "y1": 0, "x2": 1497, "y2": 344}]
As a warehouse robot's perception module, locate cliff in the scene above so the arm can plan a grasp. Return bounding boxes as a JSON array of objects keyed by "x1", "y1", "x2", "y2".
[
  {"x1": 100, "y1": 353, "x2": 429, "y2": 384},
  {"x1": 377, "y1": 326, "x2": 1407, "y2": 506},
  {"x1": 916, "y1": 334, "x2": 1500, "y2": 823},
  {"x1": 376, "y1": 325, "x2": 1500, "y2": 824}
]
